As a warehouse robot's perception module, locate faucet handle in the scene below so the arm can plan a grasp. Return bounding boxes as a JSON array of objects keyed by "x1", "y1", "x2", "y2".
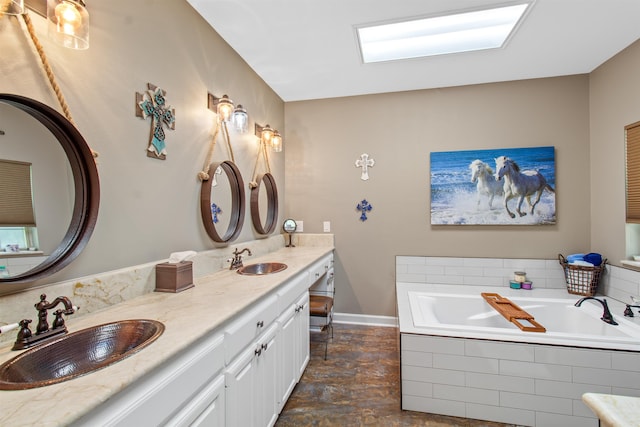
[{"x1": 16, "y1": 319, "x2": 32, "y2": 340}]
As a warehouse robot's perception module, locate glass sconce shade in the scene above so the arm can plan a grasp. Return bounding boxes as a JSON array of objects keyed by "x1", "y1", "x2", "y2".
[
  {"x1": 261, "y1": 124, "x2": 274, "y2": 144},
  {"x1": 216, "y1": 95, "x2": 234, "y2": 122},
  {"x1": 271, "y1": 131, "x2": 283, "y2": 152},
  {"x1": 232, "y1": 104, "x2": 248, "y2": 133},
  {"x1": 5, "y1": 0, "x2": 25, "y2": 15},
  {"x1": 47, "y1": 0, "x2": 90, "y2": 50}
]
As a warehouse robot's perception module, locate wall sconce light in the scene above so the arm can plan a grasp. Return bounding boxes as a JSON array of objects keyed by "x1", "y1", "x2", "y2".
[
  {"x1": 208, "y1": 93, "x2": 234, "y2": 122},
  {"x1": 208, "y1": 93, "x2": 250, "y2": 134},
  {"x1": 255, "y1": 123, "x2": 282, "y2": 152},
  {"x1": 5, "y1": 0, "x2": 25, "y2": 15},
  {"x1": 255, "y1": 123, "x2": 274, "y2": 144},
  {"x1": 46, "y1": 0, "x2": 90, "y2": 50}
]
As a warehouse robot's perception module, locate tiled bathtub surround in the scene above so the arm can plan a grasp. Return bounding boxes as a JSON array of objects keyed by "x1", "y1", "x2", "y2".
[
  {"x1": 396, "y1": 256, "x2": 640, "y2": 427},
  {"x1": 396, "y1": 255, "x2": 640, "y2": 304},
  {"x1": 0, "y1": 234, "x2": 332, "y2": 346},
  {"x1": 401, "y1": 333, "x2": 640, "y2": 427}
]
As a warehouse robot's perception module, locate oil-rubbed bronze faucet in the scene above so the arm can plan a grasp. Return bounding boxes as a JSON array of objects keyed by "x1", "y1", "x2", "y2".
[
  {"x1": 575, "y1": 296, "x2": 618, "y2": 325},
  {"x1": 229, "y1": 248, "x2": 252, "y2": 270},
  {"x1": 11, "y1": 294, "x2": 79, "y2": 350}
]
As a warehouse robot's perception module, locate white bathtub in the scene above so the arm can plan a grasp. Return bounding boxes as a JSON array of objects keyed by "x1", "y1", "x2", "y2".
[
  {"x1": 397, "y1": 283, "x2": 640, "y2": 426},
  {"x1": 398, "y1": 283, "x2": 640, "y2": 351}
]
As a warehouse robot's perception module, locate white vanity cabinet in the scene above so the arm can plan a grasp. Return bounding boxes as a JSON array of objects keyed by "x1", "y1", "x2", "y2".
[{"x1": 67, "y1": 249, "x2": 335, "y2": 427}]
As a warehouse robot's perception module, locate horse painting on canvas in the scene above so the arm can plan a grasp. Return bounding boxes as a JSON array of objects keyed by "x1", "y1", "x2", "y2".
[
  {"x1": 469, "y1": 160, "x2": 503, "y2": 209},
  {"x1": 494, "y1": 156, "x2": 555, "y2": 219}
]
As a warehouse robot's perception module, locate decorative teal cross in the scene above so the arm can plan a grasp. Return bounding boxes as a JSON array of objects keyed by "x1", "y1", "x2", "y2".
[
  {"x1": 356, "y1": 199, "x2": 372, "y2": 221},
  {"x1": 136, "y1": 83, "x2": 175, "y2": 160}
]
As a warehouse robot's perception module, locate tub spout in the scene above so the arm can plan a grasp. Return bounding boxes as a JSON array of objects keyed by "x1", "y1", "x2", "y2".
[{"x1": 575, "y1": 297, "x2": 618, "y2": 325}]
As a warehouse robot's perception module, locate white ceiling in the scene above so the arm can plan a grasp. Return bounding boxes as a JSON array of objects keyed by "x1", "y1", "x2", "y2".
[{"x1": 187, "y1": 0, "x2": 640, "y2": 102}]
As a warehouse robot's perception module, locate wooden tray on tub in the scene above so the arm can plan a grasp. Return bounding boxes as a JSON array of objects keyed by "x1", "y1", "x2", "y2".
[{"x1": 481, "y1": 293, "x2": 546, "y2": 333}]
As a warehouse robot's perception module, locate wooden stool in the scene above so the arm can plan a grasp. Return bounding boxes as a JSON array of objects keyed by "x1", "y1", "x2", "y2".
[{"x1": 309, "y1": 295, "x2": 333, "y2": 360}]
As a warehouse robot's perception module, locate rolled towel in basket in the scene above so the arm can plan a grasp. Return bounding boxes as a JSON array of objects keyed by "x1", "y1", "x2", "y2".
[
  {"x1": 584, "y1": 253, "x2": 603, "y2": 266},
  {"x1": 566, "y1": 253, "x2": 585, "y2": 263},
  {"x1": 571, "y1": 260, "x2": 594, "y2": 267}
]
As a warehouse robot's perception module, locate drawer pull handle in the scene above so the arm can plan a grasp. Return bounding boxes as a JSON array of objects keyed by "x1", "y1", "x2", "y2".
[
  {"x1": 257, "y1": 320, "x2": 264, "y2": 328},
  {"x1": 255, "y1": 347, "x2": 262, "y2": 356},
  {"x1": 261, "y1": 343, "x2": 268, "y2": 352}
]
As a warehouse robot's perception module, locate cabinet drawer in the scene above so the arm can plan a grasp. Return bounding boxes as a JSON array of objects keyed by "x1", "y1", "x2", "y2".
[
  {"x1": 277, "y1": 271, "x2": 309, "y2": 312},
  {"x1": 224, "y1": 293, "x2": 278, "y2": 363},
  {"x1": 309, "y1": 253, "x2": 333, "y2": 286}
]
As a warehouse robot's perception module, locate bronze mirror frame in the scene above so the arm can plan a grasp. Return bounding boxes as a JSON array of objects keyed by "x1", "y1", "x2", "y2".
[
  {"x1": 250, "y1": 172, "x2": 278, "y2": 235},
  {"x1": 200, "y1": 160, "x2": 245, "y2": 243},
  {"x1": 0, "y1": 94, "x2": 100, "y2": 283}
]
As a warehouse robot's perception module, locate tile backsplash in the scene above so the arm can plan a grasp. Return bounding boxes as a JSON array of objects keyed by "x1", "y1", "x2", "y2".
[{"x1": 396, "y1": 255, "x2": 640, "y2": 304}]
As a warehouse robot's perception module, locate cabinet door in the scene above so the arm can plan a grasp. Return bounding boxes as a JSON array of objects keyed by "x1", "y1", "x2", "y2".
[
  {"x1": 295, "y1": 292, "x2": 310, "y2": 380},
  {"x1": 256, "y1": 323, "x2": 279, "y2": 427},
  {"x1": 277, "y1": 305, "x2": 297, "y2": 412},
  {"x1": 225, "y1": 345, "x2": 257, "y2": 427}
]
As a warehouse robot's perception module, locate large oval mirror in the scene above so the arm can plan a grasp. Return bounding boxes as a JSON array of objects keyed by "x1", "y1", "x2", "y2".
[
  {"x1": 200, "y1": 160, "x2": 245, "y2": 243},
  {"x1": 250, "y1": 173, "x2": 278, "y2": 235},
  {"x1": 0, "y1": 94, "x2": 100, "y2": 283}
]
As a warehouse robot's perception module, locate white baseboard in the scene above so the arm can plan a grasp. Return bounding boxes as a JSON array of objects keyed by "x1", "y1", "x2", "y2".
[{"x1": 333, "y1": 312, "x2": 398, "y2": 328}]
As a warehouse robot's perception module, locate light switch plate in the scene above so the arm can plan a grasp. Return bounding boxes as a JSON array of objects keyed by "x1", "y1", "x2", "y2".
[
  {"x1": 323, "y1": 221, "x2": 330, "y2": 232},
  {"x1": 296, "y1": 221, "x2": 303, "y2": 232}
]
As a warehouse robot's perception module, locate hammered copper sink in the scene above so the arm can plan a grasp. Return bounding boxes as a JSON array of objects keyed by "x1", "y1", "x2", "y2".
[
  {"x1": 237, "y1": 262, "x2": 287, "y2": 275},
  {"x1": 0, "y1": 319, "x2": 164, "y2": 390}
]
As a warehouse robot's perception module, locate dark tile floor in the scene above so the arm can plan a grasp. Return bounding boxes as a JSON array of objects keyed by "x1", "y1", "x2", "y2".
[{"x1": 276, "y1": 323, "x2": 515, "y2": 427}]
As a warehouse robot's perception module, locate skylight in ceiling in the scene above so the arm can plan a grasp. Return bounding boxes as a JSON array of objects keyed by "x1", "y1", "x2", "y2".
[{"x1": 356, "y1": 2, "x2": 531, "y2": 63}]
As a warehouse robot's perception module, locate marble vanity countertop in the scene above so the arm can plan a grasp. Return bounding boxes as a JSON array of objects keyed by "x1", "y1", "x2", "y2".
[
  {"x1": 583, "y1": 393, "x2": 640, "y2": 427},
  {"x1": 0, "y1": 245, "x2": 333, "y2": 427}
]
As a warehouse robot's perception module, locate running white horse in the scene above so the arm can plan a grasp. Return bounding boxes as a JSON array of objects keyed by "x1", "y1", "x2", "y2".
[
  {"x1": 494, "y1": 156, "x2": 555, "y2": 218},
  {"x1": 469, "y1": 159, "x2": 503, "y2": 209}
]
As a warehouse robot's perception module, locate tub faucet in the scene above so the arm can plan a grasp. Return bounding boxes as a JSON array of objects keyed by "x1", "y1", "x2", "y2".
[
  {"x1": 575, "y1": 297, "x2": 618, "y2": 325},
  {"x1": 229, "y1": 248, "x2": 252, "y2": 270}
]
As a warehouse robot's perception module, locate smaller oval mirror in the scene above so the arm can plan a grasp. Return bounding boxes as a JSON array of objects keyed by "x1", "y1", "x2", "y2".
[
  {"x1": 283, "y1": 218, "x2": 296, "y2": 247},
  {"x1": 283, "y1": 219, "x2": 297, "y2": 233},
  {"x1": 200, "y1": 160, "x2": 245, "y2": 243},
  {"x1": 250, "y1": 173, "x2": 278, "y2": 235}
]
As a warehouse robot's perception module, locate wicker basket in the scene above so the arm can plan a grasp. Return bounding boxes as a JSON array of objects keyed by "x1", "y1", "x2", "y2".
[{"x1": 558, "y1": 254, "x2": 607, "y2": 296}]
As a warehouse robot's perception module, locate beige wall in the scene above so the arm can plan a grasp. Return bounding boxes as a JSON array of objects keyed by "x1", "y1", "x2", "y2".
[
  {"x1": 589, "y1": 40, "x2": 640, "y2": 264},
  {"x1": 0, "y1": 0, "x2": 285, "y2": 294},
  {"x1": 285, "y1": 76, "x2": 592, "y2": 317}
]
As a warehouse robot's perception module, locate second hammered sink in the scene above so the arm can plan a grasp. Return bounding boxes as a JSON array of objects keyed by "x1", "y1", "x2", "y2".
[{"x1": 237, "y1": 262, "x2": 288, "y2": 275}]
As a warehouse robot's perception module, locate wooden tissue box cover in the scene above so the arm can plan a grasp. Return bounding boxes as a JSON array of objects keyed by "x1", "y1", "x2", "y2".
[{"x1": 155, "y1": 261, "x2": 194, "y2": 293}]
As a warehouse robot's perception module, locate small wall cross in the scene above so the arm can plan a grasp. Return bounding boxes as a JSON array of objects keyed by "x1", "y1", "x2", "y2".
[
  {"x1": 355, "y1": 153, "x2": 375, "y2": 180},
  {"x1": 356, "y1": 199, "x2": 373, "y2": 221}
]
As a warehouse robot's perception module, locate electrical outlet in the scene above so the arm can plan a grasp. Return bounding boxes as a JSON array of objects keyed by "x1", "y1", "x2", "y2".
[
  {"x1": 323, "y1": 221, "x2": 331, "y2": 232},
  {"x1": 296, "y1": 221, "x2": 303, "y2": 232}
]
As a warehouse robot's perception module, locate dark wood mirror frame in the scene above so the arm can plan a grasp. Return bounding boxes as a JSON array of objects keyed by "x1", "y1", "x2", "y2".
[
  {"x1": 200, "y1": 160, "x2": 245, "y2": 243},
  {"x1": 0, "y1": 94, "x2": 100, "y2": 283},
  {"x1": 250, "y1": 173, "x2": 278, "y2": 235}
]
